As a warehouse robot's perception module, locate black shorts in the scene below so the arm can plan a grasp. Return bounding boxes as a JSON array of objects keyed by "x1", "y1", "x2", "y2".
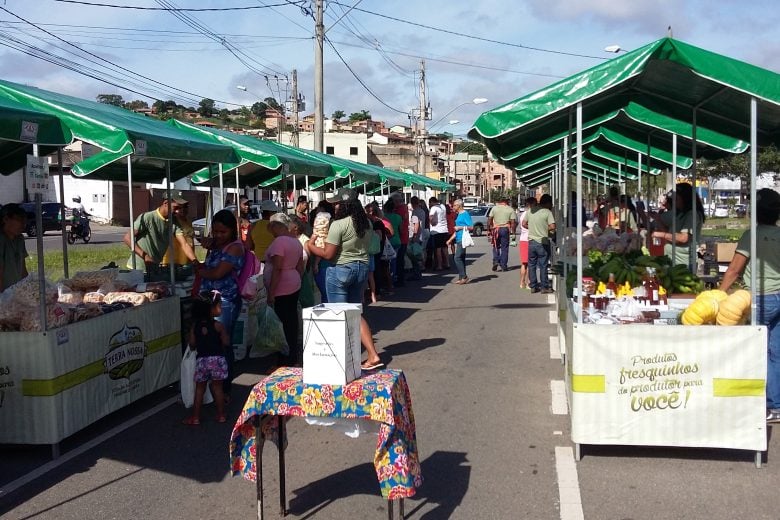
[{"x1": 432, "y1": 233, "x2": 449, "y2": 248}]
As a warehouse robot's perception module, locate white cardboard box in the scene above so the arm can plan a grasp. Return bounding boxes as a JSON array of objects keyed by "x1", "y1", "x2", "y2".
[{"x1": 302, "y1": 303, "x2": 362, "y2": 385}]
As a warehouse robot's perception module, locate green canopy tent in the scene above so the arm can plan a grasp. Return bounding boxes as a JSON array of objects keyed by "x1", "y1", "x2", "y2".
[
  {"x1": 470, "y1": 36, "x2": 780, "y2": 324},
  {"x1": 0, "y1": 79, "x2": 239, "y2": 275}
]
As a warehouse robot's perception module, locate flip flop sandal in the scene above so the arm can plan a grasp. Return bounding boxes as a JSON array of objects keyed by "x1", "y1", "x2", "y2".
[
  {"x1": 182, "y1": 416, "x2": 200, "y2": 426},
  {"x1": 361, "y1": 361, "x2": 385, "y2": 371}
]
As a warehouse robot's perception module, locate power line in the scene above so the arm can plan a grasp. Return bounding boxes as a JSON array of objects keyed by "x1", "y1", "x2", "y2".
[
  {"x1": 329, "y1": 1, "x2": 606, "y2": 60},
  {"x1": 0, "y1": 7, "x2": 245, "y2": 106},
  {"x1": 330, "y1": 38, "x2": 565, "y2": 79},
  {"x1": 51, "y1": 0, "x2": 303, "y2": 11},
  {"x1": 325, "y1": 37, "x2": 406, "y2": 115},
  {"x1": 155, "y1": 0, "x2": 288, "y2": 78}
]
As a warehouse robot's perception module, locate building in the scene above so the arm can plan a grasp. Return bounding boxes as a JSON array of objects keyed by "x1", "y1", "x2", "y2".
[{"x1": 482, "y1": 160, "x2": 517, "y2": 194}]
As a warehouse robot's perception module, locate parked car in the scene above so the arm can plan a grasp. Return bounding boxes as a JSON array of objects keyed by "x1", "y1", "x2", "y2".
[
  {"x1": 734, "y1": 203, "x2": 747, "y2": 218},
  {"x1": 20, "y1": 202, "x2": 71, "y2": 237},
  {"x1": 191, "y1": 203, "x2": 262, "y2": 238},
  {"x1": 713, "y1": 204, "x2": 729, "y2": 218},
  {"x1": 467, "y1": 206, "x2": 491, "y2": 236}
]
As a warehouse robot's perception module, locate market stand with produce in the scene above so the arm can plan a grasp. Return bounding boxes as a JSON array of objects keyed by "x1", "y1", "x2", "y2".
[
  {"x1": 470, "y1": 37, "x2": 780, "y2": 465},
  {"x1": 0, "y1": 80, "x2": 239, "y2": 453}
]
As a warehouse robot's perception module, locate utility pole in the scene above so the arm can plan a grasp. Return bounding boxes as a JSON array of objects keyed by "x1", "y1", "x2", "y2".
[
  {"x1": 313, "y1": 0, "x2": 324, "y2": 152},
  {"x1": 416, "y1": 60, "x2": 428, "y2": 175},
  {"x1": 291, "y1": 69, "x2": 300, "y2": 148}
]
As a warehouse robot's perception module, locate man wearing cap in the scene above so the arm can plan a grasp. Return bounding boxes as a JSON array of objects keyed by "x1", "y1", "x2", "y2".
[
  {"x1": 245, "y1": 200, "x2": 280, "y2": 264},
  {"x1": 123, "y1": 192, "x2": 198, "y2": 271},
  {"x1": 488, "y1": 196, "x2": 517, "y2": 272}
]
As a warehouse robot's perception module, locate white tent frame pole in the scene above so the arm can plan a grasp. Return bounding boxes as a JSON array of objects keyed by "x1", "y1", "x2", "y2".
[
  {"x1": 166, "y1": 160, "x2": 175, "y2": 285},
  {"x1": 128, "y1": 157, "x2": 137, "y2": 270},
  {"x1": 218, "y1": 163, "x2": 224, "y2": 209},
  {"x1": 563, "y1": 136, "x2": 569, "y2": 224},
  {"x1": 576, "y1": 102, "x2": 584, "y2": 324},
  {"x1": 749, "y1": 97, "x2": 757, "y2": 324},
  {"x1": 234, "y1": 166, "x2": 241, "y2": 236},
  {"x1": 671, "y1": 133, "x2": 678, "y2": 264},
  {"x1": 57, "y1": 148, "x2": 69, "y2": 279},
  {"x1": 305, "y1": 174, "x2": 310, "y2": 203},
  {"x1": 637, "y1": 152, "x2": 642, "y2": 200},
  {"x1": 690, "y1": 109, "x2": 698, "y2": 271}
]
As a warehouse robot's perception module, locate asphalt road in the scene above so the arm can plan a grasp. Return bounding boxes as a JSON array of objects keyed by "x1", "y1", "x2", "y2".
[
  {"x1": 23, "y1": 224, "x2": 130, "y2": 252},
  {"x1": 3, "y1": 238, "x2": 780, "y2": 519}
]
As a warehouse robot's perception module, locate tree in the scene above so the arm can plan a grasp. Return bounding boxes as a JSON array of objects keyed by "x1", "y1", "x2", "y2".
[
  {"x1": 700, "y1": 145, "x2": 780, "y2": 182},
  {"x1": 239, "y1": 106, "x2": 251, "y2": 119},
  {"x1": 124, "y1": 99, "x2": 149, "y2": 110},
  {"x1": 264, "y1": 97, "x2": 282, "y2": 113},
  {"x1": 348, "y1": 110, "x2": 371, "y2": 122},
  {"x1": 218, "y1": 108, "x2": 230, "y2": 124},
  {"x1": 152, "y1": 100, "x2": 166, "y2": 114},
  {"x1": 331, "y1": 110, "x2": 346, "y2": 121},
  {"x1": 198, "y1": 98, "x2": 215, "y2": 117},
  {"x1": 251, "y1": 101, "x2": 268, "y2": 118},
  {"x1": 164, "y1": 100, "x2": 178, "y2": 113},
  {"x1": 96, "y1": 94, "x2": 124, "y2": 107}
]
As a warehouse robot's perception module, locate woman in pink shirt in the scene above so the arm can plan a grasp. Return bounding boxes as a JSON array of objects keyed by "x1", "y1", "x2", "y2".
[{"x1": 264, "y1": 213, "x2": 304, "y2": 365}]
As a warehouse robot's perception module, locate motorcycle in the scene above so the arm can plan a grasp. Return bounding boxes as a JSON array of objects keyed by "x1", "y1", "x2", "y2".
[{"x1": 68, "y1": 215, "x2": 92, "y2": 244}]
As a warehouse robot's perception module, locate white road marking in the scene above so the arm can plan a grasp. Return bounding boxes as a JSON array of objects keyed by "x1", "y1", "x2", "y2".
[
  {"x1": 550, "y1": 380, "x2": 568, "y2": 415},
  {"x1": 549, "y1": 310, "x2": 558, "y2": 324},
  {"x1": 555, "y1": 446, "x2": 585, "y2": 520},
  {"x1": 0, "y1": 395, "x2": 178, "y2": 498},
  {"x1": 550, "y1": 336, "x2": 562, "y2": 360},
  {"x1": 547, "y1": 294, "x2": 556, "y2": 305}
]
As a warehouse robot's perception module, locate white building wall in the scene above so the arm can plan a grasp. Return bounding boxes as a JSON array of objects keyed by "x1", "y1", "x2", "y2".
[{"x1": 285, "y1": 132, "x2": 368, "y2": 163}]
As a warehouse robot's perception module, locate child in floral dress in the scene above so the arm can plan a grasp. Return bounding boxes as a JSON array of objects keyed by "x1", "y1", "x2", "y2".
[{"x1": 183, "y1": 291, "x2": 230, "y2": 425}]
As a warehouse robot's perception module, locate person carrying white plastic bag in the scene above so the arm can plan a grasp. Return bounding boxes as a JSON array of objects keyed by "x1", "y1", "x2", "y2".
[
  {"x1": 181, "y1": 292, "x2": 230, "y2": 426},
  {"x1": 180, "y1": 346, "x2": 214, "y2": 408},
  {"x1": 446, "y1": 199, "x2": 474, "y2": 285}
]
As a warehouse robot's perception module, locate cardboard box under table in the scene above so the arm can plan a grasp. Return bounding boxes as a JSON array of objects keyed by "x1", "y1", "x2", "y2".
[{"x1": 302, "y1": 303, "x2": 362, "y2": 385}]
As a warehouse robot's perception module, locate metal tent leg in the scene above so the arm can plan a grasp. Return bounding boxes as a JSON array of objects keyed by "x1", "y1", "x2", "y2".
[
  {"x1": 256, "y1": 420, "x2": 264, "y2": 520},
  {"x1": 574, "y1": 443, "x2": 581, "y2": 462},
  {"x1": 755, "y1": 451, "x2": 762, "y2": 469},
  {"x1": 278, "y1": 416, "x2": 287, "y2": 516}
]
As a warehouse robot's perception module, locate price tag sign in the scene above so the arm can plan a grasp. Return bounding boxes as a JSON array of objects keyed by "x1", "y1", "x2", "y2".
[
  {"x1": 26, "y1": 155, "x2": 50, "y2": 196},
  {"x1": 20, "y1": 120, "x2": 39, "y2": 142},
  {"x1": 134, "y1": 139, "x2": 147, "y2": 156}
]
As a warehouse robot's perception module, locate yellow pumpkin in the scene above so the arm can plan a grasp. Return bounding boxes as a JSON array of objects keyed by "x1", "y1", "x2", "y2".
[
  {"x1": 681, "y1": 296, "x2": 719, "y2": 325},
  {"x1": 698, "y1": 289, "x2": 728, "y2": 303},
  {"x1": 716, "y1": 290, "x2": 751, "y2": 326}
]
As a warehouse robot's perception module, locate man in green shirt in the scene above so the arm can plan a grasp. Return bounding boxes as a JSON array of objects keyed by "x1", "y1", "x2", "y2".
[
  {"x1": 488, "y1": 196, "x2": 517, "y2": 271},
  {"x1": 123, "y1": 193, "x2": 198, "y2": 272},
  {"x1": 522, "y1": 194, "x2": 556, "y2": 293},
  {"x1": 0, "y1": 203, "x2": 29, "y2": 292}
]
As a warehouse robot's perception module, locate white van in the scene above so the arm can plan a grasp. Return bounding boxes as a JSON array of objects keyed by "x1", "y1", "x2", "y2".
[{"x1": 462, "y1": 196, "x2": 481, "y2": 209}]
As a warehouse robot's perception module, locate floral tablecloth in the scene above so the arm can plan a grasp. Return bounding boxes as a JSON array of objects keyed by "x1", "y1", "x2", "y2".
[{"x1": 229, "y1": 367, "x2": 423, "y2": 499}]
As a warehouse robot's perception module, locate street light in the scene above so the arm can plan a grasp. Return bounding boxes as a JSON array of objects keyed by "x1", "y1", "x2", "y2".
[
  {"x1": 428, "y1": 97, "x2": 488, "y2": 130},
  {"x1": 604, "y1": 45, "x2": 626, "y2": 53}
]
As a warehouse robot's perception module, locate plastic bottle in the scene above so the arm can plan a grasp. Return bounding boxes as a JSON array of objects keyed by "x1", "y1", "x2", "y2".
[
  {"x1": 605, "y1": 273, "x2": 617, "y2": 300},
  {"x1": 645, "y1": 267, "x2": 660, "y2": 305}
]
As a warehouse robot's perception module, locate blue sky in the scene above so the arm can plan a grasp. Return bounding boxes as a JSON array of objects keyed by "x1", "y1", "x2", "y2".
[{"x1": 1, "y1": 0, "x2": 777, "y2": 136}]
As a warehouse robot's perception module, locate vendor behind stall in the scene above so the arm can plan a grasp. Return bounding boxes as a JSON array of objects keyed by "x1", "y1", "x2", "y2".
[
  {"x1": 651, "y1": 183, "x2": 705, "y2": 267},
  {"x1": 123, "y1": 193, "x2": 198, "y2": 272},
  {"x1": 0, "y1": 203, "x2": 28, "y2": 292},
  {"x1": 161, "y1": 199, "x2": 196, "y2": 266}
]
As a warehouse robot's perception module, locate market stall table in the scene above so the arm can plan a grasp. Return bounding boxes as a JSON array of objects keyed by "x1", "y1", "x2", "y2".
[
  {"x1": 0, "y1": 296, "x2": 181, "y2": 454},
  {"x1": 230, "y1": 367, "x2": 422, "y2": 519},
  {"x1": 560, "y1": 296, "x2": 768, "y2": 466}
]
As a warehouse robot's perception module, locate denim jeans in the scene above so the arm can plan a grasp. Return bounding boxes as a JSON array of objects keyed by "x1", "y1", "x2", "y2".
[
  {"x1": 216, "y1": 296, "x2": 240, "y2": 395},
  {"x1": 326, "y1": 261, "x2": 369, "y2": 304},
  {"x1": 314, "y1": 260, "x2": 330, "y2": 303},
  {"x1": 528, "y1": 239, "x2": 550, "y2": 290},
  {"x1": 395, "y1": 243, "x2": 407, "y2": 285},
  {"x1": 492, "y1": 227, "x2": 510, "y2": 269},
  {"x1": 453, "y1": 243, "x2": 467, "y2": 279},
  {"x1": 759, "y1": 292, "x2": 780, "y2": 409}
]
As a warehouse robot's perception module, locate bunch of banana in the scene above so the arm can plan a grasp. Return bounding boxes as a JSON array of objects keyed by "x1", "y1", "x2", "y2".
[{"x1": 659, "y1": 264, "x2": 704, "y2": 294}]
